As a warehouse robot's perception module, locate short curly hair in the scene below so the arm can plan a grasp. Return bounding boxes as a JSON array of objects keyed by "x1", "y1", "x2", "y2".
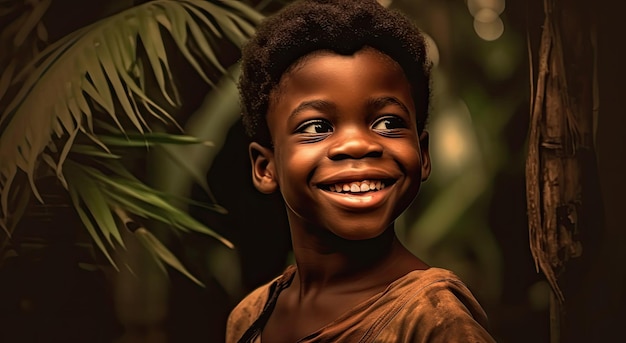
[{"x1": 239, "y1": 0, "x2": 431, "y2": 146}]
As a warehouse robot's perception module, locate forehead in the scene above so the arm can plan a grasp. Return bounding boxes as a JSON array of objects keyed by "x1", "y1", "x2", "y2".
[
  {"x1": 264, "y1": 47, "x2": 418, "y2": 138},
  {"x1": 270, "y1": 47, "x2": 411, "y2": 103}
]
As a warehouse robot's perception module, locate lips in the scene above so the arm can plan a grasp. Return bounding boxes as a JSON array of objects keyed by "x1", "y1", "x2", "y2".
[{"x1": 318, "y1": 179, "x2": 396, "y2": 194}]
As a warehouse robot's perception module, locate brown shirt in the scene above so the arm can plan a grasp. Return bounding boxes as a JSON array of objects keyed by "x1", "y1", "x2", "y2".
[{"x1": 226, "y1": 265, "x2": 496, "y2": 343}]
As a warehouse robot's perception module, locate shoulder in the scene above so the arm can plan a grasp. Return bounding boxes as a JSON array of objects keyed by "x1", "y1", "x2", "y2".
[
  {"x1": 373, "y1": 267, "x2": 496, "y2": 343},
  {"x1": 225, "y1": 280, "x2": 272, "y2": 343},
  {"x1": 226, "y1": 265, "x2": 297, "y2": 343},
  {"x1": 402, "y1": 268, "x2": 489, "y2": 322}
]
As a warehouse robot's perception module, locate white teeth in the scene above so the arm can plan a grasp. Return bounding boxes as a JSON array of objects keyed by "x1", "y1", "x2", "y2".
[
  {"x1": 326, "y1": 180, "x2": 386, "y2": 193},
  {"x1": 350, "y1": 183, "x2": 360, "y2": 192}
]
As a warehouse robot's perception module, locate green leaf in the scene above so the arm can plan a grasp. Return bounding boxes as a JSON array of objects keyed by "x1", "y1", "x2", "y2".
[
  {"x1": 67, "y1": 179, "x2": 118, "y2": 270},
  {"x1": 87, "y1": 159, "x2": 232, "y2": 247},
  {"x1": 0, "y1": 60, "x2": 17, "y2": 101},
  {"x1": 70, "y1": 144, "x2": 121, "y2": 159},
  {"x1": 64, "y1": 161, "x2": 125, "y2": 249},
  {"x1": 189, "y1": 2, "x2": 249, "y2": 47},
  {"x1": 137, "y1": 6, "x2": 177, "y2": 107},
  {"x1": 14, "y1": 0, "x2": 51, "y2": 46},
  {"x1": 55, "y1": 125, "x2": 79, "y2": 189},
  {"x1": 97, "y1": 132, "x2": 214, "y2": 147},
  {"x1": 157, "y1": 4, "x2": 213, "y2": 86},
  {"x1": 1, "y1": 0, "x2": 264, "y2": 276},
  {"x1": 79, "y1": 44, "x2": 117, "y2": 120},
  {"x1": 180, "y1": 4, "x2": 227, "y2": 74},
  {"x1": 219, "y1": 0, "x2": 265, "y2": 25},
  {"x1": 135, "y1": 227, "x2": 204, "y2": 287},
  {"x1": 97, "y1": 31, "x2": 144, "y2": 133},
  {"x1": 103, "y1": 190, "x2": 174, "y2": 226},
  {"x1": 2, "y1": 0, "x2": 264, "y2": 205}
]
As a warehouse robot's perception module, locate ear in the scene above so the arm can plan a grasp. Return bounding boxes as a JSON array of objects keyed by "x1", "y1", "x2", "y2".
[
  {"x1": 249, "y1": 142, "x2": 278, "y2": 194},
  {"x1": 419, "y1": 130, "x2": 431, "y2": 181}
]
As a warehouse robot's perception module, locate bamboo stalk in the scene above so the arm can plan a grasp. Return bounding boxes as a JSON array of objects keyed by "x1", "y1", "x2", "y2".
[{"x1": 550, "y1": 290, "x2": 561, "y2": 343}]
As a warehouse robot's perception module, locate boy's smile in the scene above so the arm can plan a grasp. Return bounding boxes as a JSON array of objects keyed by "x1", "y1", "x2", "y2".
[
  {"x1": 313, "y1": 167, "x2": 398, "y2": 209},
  {"x1": 250, "y1": 47, "x2": 430, "y2": 241}
]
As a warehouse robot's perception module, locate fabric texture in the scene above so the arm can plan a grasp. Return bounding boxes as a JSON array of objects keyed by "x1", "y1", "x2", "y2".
[{"x1": 226, "y1": 265, "x2": 496, "y2": 343}]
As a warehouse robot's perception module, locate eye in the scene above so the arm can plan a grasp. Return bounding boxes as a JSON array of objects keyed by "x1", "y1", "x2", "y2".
[
  {"x1": 372, "y1": 116, "x2": 407, "y2": 131},
  {"x1": 296, "y1": 119, "x2": 333, "y2": 134}
]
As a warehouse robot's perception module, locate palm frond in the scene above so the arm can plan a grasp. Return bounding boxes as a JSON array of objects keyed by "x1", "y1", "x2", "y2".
[
  {"x1": 97, "y1": 131, "x2": 215, "y2": 147},
  {"x1": 0, "y1": 0, "x2": 262, "y2": 215},
  {"x1": 135, "y1": 227, "x2": 204, "y2": 286},
  {"x1": 0, "y1": 0, "x2": 51, "y2": 100},
  {"x1": 63, "y1": 156, "x2": 233, "y2": 280},
  {"x1": 0, "y1": 1, "x2": 263, "y2": 283}
]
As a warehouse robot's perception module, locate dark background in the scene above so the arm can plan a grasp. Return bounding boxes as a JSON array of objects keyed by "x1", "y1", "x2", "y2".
[{"x1": 1, "y1": 0, "x2": 625, "y2": 342}]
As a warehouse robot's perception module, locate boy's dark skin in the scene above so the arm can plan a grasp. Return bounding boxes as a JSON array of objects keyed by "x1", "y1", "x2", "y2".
[{"x1": 249, "y1": 47, "x2": 431, "y2": 343}]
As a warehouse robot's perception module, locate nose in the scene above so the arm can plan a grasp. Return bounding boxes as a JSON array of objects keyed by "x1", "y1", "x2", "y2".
[{"x1": 327, "y1": 127, "x2": 383, "y2": 160}]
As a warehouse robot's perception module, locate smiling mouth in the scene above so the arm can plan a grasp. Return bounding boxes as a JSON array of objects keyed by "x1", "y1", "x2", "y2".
[{"x1": 318, "y1": 179, "x2": 396, "y2": 194}]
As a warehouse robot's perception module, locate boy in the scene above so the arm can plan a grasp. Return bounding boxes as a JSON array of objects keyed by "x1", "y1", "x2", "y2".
[{"x1": 227, "y1": 0, "x2": 496, "y2": 342}]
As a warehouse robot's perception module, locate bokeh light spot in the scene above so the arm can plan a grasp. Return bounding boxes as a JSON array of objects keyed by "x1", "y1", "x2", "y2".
[
  {"x1": 473, "y1": 16, "x2": 504, "y2": 41},
  {"x1": 467, "y1": 0, "x2": 505, "y2": 16},
  {"x1": 474, "y1": 8, "x2": 499, "y2": 23}
]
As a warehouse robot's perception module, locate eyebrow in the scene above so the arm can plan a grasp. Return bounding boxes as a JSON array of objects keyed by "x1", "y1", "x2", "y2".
[
  {"x1": 289, "y1": 99, "x2": 335, "y2": 119},
  {"x1": 288, "y1": 96, "x2": 411, "y2": 119},
  {"x1": 367, "y1": 96, "x2": 411, "y2": 116}
]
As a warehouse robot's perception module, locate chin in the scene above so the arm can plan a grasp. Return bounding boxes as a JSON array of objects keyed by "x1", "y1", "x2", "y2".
[{"x1": 329, "y1": 225, "x2": 391, "y2": 241}]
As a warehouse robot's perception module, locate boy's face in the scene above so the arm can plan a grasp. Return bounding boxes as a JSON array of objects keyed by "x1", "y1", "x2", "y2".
[{"x1": 250, "y1": 47, "x2": 430, "y2": 241}]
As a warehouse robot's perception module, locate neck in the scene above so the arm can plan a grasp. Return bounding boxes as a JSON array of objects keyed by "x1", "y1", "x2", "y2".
[{"x1": 289, "y1": 223, "x2": 420, "y2": 296}]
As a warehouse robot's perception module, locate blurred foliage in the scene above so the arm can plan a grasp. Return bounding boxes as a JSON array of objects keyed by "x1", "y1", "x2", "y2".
[
  {"x1": 0, "y1": 1, "x2": 554, "y2": 343},
  {"x1": 0, "y1": 0, "x2": 265, "y2": 283},
  {"x1": 0, "y1": 0, "x2": 263, "y2": 342},
  {"x1": 389, "y1": 1, "x2": 546, "y2": 342}
]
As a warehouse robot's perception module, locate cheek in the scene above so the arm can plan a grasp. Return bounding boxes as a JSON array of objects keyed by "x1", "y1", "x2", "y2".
[
  {"x1": 392, "y1": 143, "x2": 422, "y2": 167},
  {"x1": 273, "y1": 146, "x2": 316, "y2": 190},
  {"x1": 281, "y1": 143, "x2": 324, "y2": 173}
]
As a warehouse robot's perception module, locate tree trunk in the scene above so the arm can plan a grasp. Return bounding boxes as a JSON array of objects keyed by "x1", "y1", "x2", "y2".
[{"x1": 527, "y1": 0, "x2": 626, "y2": 341}]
